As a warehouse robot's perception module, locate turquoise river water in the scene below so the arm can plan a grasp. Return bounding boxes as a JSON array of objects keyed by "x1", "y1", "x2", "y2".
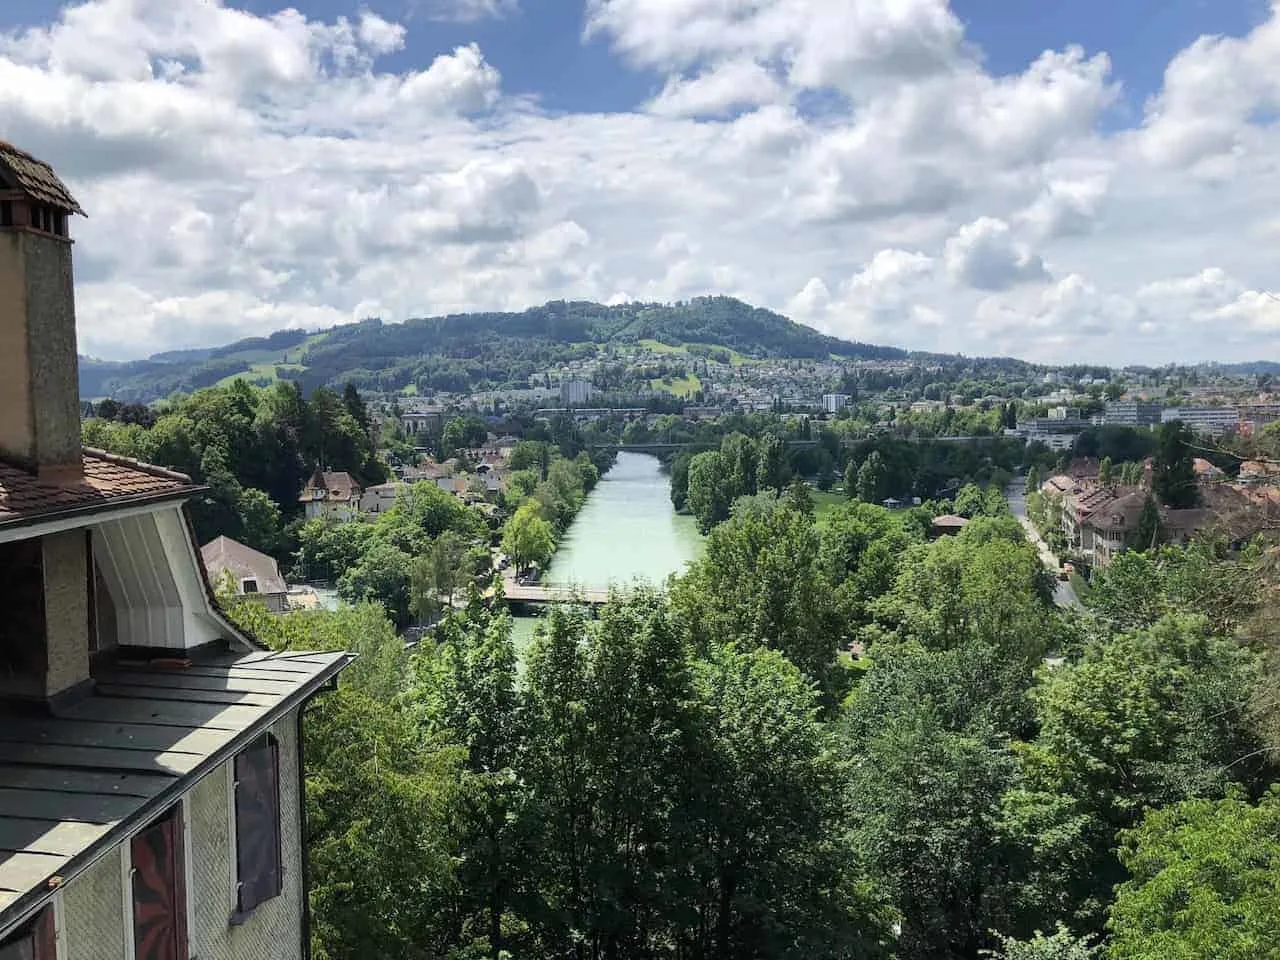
[{"x1": 510, "y1": 451, "x2": 703, "y2": 649}]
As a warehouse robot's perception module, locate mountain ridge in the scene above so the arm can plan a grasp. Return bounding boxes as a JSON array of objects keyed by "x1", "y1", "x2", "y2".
[{"x1": 77, "y1": 296, "x2": 986, "y2": 403}]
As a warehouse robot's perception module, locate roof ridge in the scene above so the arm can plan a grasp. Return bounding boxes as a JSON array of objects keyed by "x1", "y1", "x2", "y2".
[{"x1": 83, "y1": 447, "x2": 194, "y2": 483}]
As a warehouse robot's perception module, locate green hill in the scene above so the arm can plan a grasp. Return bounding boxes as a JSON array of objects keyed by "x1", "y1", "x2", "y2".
[{"x1": 79, "y1": 296, "x2": 908, "y2": 403}]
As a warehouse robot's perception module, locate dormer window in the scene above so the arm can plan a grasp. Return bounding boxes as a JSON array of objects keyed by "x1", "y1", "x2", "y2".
[{"x1": 241, "y1": 578, "x2": 259, "y2": 594}]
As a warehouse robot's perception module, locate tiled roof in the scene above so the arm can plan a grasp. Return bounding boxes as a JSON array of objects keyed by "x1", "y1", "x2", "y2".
[
  {"x1": 299, "y1": 470, "x2": 358, "y2": 502},
  {"x1": 200, "y1": 536, "x2": 287, "y2": 595},
  {"x1": 0, "y1": 450, "x2": 196, "y2": 526},
  {"x1": 0, "y1": 650, "x2": 349, "y2": 926},
  {"x1": 0, "y1": 140, "x2": 85, "y2": 216}
]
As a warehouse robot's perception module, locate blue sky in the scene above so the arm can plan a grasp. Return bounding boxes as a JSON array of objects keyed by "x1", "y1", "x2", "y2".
[
  {"x1": 2, "y1": 0, "x2": 1264, "y2": 114},
  {"x1": 1, "y1": 0, "x2": 1279, "y2": 364}
]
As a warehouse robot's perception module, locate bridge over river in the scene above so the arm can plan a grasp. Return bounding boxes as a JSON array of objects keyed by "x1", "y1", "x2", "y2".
[{"x1": 503, "y1": 580, "x2": 615, "y2": 606}]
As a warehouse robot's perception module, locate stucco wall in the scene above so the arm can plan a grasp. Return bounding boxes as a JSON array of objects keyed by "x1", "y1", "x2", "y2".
[
  {"x1": 62, "y1": 849, "x2": 126, "y2": 960},
  {"x1": 187, "y1": 713, "x2": 304, "y2": 960},
  {"x1": 22, "y1": 231, "x2": 82, "y2": 470},
  {"x1": 41, "y1": 530, "x2": 90, "y2": 697},
  {"x1": 0, "y1": 232, "x2": 35, "y2": 466}
]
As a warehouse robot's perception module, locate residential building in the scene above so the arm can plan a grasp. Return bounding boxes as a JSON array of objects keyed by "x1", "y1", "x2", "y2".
[
  {"x1": 1104, "y1": 400, "x2": 1164, "y2": 427},
  {"x1": 201, "y1": 536, "x2": 290, "y2": 612},
  {"x1": 929, "y1": 515, "x2": 969, "y2": 538},
  {"x1": 821, "y1": 393, "x2": 852, "y2": 413},
  {"x1": 1161, "y1": 406, "x2": 1239, "y2": 436},
  {"x1": 361, "y1": 480, "x2": 407, "y2": 514},
  {"x1": 298, "y1": 469, "x2": 361, "y2": 521},
  {"x1": 560, "y1": 379, "x2": 594, "y2": 406},
  {"x1": 399, "y1": 410, "x2": 443, "y2": 437},
  {"x1": 1019, "y1": 416, "x2": 1090, "y2": 435},
  {"x1": 0, "y1": 141, "x2": 349, "y2": 959}
]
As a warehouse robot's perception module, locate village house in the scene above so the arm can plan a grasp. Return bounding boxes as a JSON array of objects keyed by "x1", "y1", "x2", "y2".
[
  {"x1": 298, "y1": 469, "x2": 361, "y2": 521},
  {"x1": 0, "y1": 142, "x2": 350, "y2": 959},
  {"x1": 200, "y1": 536, "x2": 290, "y2": 613}
]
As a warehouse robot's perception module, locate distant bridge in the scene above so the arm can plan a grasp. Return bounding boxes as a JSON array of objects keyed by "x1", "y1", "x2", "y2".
[
  {"x1": 503, "y1": 582, "x2": 614, "y2": 606},
  {"x1": 589, "y1": 439, "x2": 821, "y2": 455}
]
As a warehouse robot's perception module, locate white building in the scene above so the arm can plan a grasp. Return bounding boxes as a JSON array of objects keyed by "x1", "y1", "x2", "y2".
[
  {"x1": 1161, "y1": 407, "x2": 1239, "y2": 436},
  {"x1": 560, "y1": 379, "x2": 594, "y2": 406},
  {"x1": 822, "y1": 393, "x2": 852, "y2": 413}
]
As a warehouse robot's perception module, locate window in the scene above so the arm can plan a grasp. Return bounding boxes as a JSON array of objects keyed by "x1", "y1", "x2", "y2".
[
  {"x1": 130, "y1": 806, "x2": 188, "y2": 960},
  {"x1": 233, "y1": 734, "x2": 282, "y2": 916},
  {"x1": 0, "y1": 907, "x2": 56, "y2": 960},
  {"x1": 240, "y1": 578, "x2": 259, "y2": 595}
]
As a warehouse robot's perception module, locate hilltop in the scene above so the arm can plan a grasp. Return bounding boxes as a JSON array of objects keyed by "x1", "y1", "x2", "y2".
[{"x1": 78, "y1": 297, "x2": 910, "y2": 403}]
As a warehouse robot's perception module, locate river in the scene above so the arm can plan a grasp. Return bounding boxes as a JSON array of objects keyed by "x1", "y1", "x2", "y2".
[{"x1": 511, "y1": 451, "x2": 703, "y2": 650}]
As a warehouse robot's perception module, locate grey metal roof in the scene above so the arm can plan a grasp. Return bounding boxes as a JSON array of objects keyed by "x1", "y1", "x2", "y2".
[
  {"x1": 0, "y1": 141, "x2": 85, "y2": 216},
  {"x1": 0, "y1": 649, "x2": 347, "y2": 928}
]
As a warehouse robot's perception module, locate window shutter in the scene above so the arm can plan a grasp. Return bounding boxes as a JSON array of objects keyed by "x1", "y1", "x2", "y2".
[
  {"x1": 131, "y1": 808, "x2": 189, "y2": 960},
  {"x1": 234, "y1": 735, "x2": 282, "y2": 914}
]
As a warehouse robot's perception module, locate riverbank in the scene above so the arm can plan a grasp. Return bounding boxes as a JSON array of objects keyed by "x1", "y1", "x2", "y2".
[{"x1": 511, "y1": 451, "x2": 704, "y2": 647}]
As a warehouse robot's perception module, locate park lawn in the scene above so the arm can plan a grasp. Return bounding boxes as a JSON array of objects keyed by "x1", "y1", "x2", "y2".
[
  {"x1": 812, "y1": 490, "x2": 846, "y2": 518},
  {"x1": 638, "y1": 338, "x2": 686, "y2": 355},
  {"x1": 649, "y1": 374, "x2": 702, "y2": 397}
]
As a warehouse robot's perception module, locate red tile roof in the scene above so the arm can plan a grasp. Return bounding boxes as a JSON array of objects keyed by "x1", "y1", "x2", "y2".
[{"x1": 0, "y1": 449, "x2": 196, "y2": 526}]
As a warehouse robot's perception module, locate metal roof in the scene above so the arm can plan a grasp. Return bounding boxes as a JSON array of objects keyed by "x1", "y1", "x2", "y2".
[
  {"x1": 0, "y1": 649, "x2": 348, "y2": 929},
  {"x1": 0, "y1": 141, "x2": 84, "y2": 216}
]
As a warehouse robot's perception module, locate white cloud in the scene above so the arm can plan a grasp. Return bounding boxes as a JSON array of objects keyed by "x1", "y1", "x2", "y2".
[
  {"x1": 646, "y1": 59, "x2": 784, "y2": 118},
  {"x1": 415, "y1": 0, "x2": 520, "y2": 24},
  {"x1": 0, "y1": 0, "x2": 1277, "y2": 365},
  {"x1": 944, "y1": 217, "x2": 1049, "y2": 291}
]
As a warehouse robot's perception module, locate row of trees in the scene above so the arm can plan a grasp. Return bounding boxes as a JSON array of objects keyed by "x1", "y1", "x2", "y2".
[
  {"x1": 83, "y1": 380, "x2": 385, "y2": 554},
  {"x1": 499, "y1": 446, "x2": 604, "y2": 573},
  {"x1": 220, "y1": 424, "x2": 1279, "y2": 959}
]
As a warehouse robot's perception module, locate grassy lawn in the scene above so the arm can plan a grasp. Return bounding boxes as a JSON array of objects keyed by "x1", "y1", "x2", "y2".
[
  {"x1": 812, "y1": 490, "x2": 846, "y2": 518},
  {"x1": 649, "y1": 374, "x2": 702, "y2": 397},
  {"x1": 285, "y1": 331, "x2": 331, "y2": 363},
  {"x1": 638, "y1": 338, "x2": 685, "y2": 355},
  {"x1": 216, "y1": 361, "x2": 297, "y2": 388}
]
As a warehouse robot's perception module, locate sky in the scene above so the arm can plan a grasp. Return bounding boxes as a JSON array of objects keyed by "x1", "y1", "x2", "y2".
[{"x1": 2, "y1": 0, "x2": 1279, "y2": 365}]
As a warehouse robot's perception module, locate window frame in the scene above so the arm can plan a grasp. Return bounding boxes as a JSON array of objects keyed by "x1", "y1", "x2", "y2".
[
  {"x1": 228, "y1": 733, "x2": 283, "y2": 923},
  {"x1": 0, "y1": 900, "x2": 62, "y2": 960},
  {"x1": 122, "y1": 801, "x2": 192, "y2": 960}
]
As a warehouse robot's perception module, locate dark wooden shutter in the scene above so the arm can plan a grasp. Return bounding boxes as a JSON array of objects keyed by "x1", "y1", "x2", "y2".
[
  {"x1": 234, "y1": 734, "x2": 282, "y2": 914},
  {"x1": 0, "y1": 905, "x2": 56, "y2": 960},
  {"x1": 131, "y1": 807, "x2": 189, "y2": 960}
]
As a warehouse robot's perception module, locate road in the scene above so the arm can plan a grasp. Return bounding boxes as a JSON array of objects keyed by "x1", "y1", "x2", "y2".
[{"x1": 1005, "y1": 480, "x2": 1080, "y2": 609}]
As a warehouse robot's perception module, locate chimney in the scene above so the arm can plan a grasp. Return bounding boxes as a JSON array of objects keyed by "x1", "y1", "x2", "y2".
[{"x1": 0, "y1": 140, "x2": 86, "y2": 483}]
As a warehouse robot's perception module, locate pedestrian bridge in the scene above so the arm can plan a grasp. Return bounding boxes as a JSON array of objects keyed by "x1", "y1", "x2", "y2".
[{"x1": 503, "y1": 582, "x2": 614, "y2": 606}]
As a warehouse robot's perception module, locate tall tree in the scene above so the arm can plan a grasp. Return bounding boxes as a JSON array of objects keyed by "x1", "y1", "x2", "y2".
[
  {"x1": 502, "y1": 500, "x2": 555, "y2": 574},
  {"x1": 756, "y1": 432, "x2": 788, "y2": 493},
  {"x1": 856, "y1": 451, "x2": 890, "y2": 503},
  {"x1": 1154, "y1": 421, "x2": 1199, "y2": 508},
  {"x1": 1098, "y1": 456, "x2": 1115, "y2": 485},
  {"x1": 687, "y1": 450, "x2": 735, "y2": 533}
]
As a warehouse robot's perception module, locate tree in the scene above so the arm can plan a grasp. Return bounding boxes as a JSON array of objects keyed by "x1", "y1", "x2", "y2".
[
  {"x1": 783, "y1": 477, "x2": 814, "y2": 516},
  {"x1": 410, "y1": 529, "x2": 470, "y2": 621},
  {"x1": 337, "y1": 541, "x2": 413, "y2": 627},
  {"x1": 721, "y1": 432, "x2": 759, "y2": 498},
  {"x1": 1154, "y1": 421, "x2": 1199, "y2": 508},
  {"x1": 856, "y1": 451, "x2": 889, "y2": 503},
  {"x1": 687, "y1": 450, "x2": 734, "y2": 533},
  {"x1": 756, "y1": 432, "x2": 787, "y2": 493},
  {"x1": 1024, "y1": 466, "x2": 1041, "y2": 497},
  {"x1": 342, "y1": 381, "x2": 371, "y2": 434},
  {"x1": 984, "y1": 925, "x2": 1099, "y2": 960},
  {"x1": 235, "y1": 486, "x2": 283, "y2": 554},
  {"x1": 954, "y1": 483, "x2": 986, "y2": 518},
  {"x1": 670, "y1": 451, "x2": 693, "y2": 511},
  {"x1": 844, "y1": 459, "x2": 858, "y2": 499},
  {"x1": 1098, "y1": 456, "x2": 1114, "y2": 485},
  {"x1": 670, "y1": 504, "x2": 846, "y2": 689},
  {"x1": 1131, "y1": 494, "x2": 1163, "y2": 551},
  {"x1": 1110, "y1": 789, "x2": 1280, "y2": 960},
  {"x1": 502, "y1": 500, "x2": 555, "y2": 574}
]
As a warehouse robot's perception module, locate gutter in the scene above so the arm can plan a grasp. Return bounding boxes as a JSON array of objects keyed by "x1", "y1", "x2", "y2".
[{"x1": 0, "y1": 653, "x2": 351, "y2": 937}]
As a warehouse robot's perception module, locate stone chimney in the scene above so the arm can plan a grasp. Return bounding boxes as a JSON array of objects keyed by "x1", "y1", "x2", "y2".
[{"x1": 0, "y1": 140, "x2": 86, "y2": 483}]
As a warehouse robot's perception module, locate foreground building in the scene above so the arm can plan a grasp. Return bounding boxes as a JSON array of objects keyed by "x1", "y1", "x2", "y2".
[{"x1": 0, "y1": 141, "x2": 348, "y2": 959}]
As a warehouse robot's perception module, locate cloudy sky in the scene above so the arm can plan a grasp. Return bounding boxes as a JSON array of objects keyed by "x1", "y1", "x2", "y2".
[{"x1": 2, "y1": 0, "x2": 1279, "y2": 365}]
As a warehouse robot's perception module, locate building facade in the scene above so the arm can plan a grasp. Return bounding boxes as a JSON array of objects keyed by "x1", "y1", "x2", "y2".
[
  {"x1": 1161, "y1": 406, "x2": 1239, "y2": 436},
  {"x1": 0, "y1": 141, "x2": 349, "y2": 960},
  {"x1": 821, "y1": 393, "x2": 852, "y2": 413},
  {"x1": 298, "y1": 470, "x2": 361, "y2": 521},
  {"x1": 201, "y1": 535, "x2": 290, "y2": 613},
  {"x1": 560, "y1": 380, "x2": 593, "y2": 406},
  {"x1": 1104, "y1": 400, "x2": 1164, "y2": 427}
]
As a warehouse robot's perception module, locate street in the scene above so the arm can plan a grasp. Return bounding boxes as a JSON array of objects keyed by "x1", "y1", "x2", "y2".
[{"x1": 1006, "y1": 480, "x2": 1080, "y2": 609}]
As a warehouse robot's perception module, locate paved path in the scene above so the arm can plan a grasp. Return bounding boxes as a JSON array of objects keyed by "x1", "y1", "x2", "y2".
[
  {"x1": 499, "y1": 572, "x2": 614, "y2": 605},
  {"x1": 1007, "y1": 480, "x2": 1080, "y2": 609}
]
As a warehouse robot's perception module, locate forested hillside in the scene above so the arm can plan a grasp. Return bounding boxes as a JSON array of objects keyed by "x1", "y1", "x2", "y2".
[{"x1": 79, "y1": 297, "x2": 908, "y2": 402}]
